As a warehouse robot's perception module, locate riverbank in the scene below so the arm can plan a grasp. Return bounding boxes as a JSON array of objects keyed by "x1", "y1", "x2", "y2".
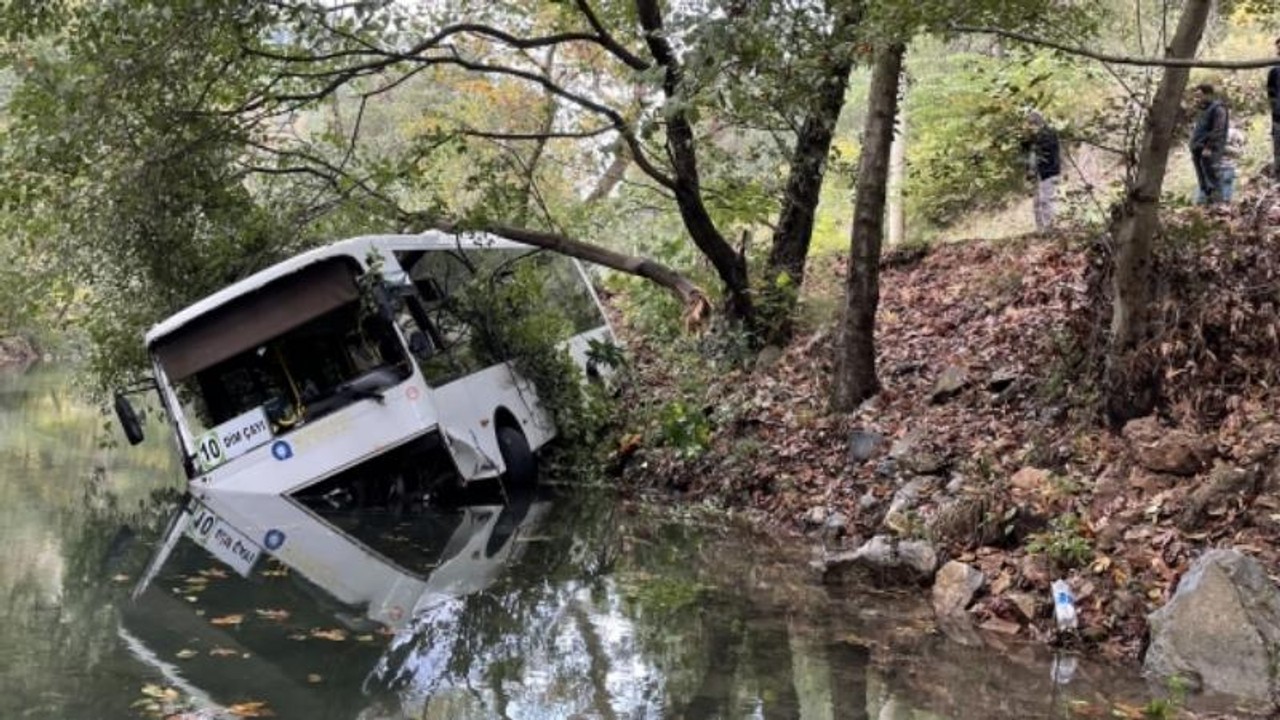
[
  {"x1": 0, "y1": 336, "x2": 38, "y2": 372},
  {"x1": 614, "y1": 187, "x2": 1280, "y2": 674}
]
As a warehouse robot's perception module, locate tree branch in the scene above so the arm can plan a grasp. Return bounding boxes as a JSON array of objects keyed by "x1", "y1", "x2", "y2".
[
  {"x1": 953, "y1": 24, "x2": 1280, "y2": 69},
  {"x1": 573, "y1": 0, "x2": 651, "y2": 71}
]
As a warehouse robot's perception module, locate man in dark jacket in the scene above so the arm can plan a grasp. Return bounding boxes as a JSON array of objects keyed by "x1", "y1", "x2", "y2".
[
  {"x1": 1190, "y1": 84, "x2": 1229, "y2": 205},
  {"x1": 1022, "y1": 110, "x2": 1061, "y2": 232},
  {"x1": 1266, "y1": 37, "x2": 1280, "y2": 174}
]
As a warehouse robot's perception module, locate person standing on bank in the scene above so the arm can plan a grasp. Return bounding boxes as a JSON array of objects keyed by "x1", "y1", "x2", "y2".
[
  {"x1": 1190, "y1": 83, "x2": 1229, "y2": 205},
  {"x1": 1022, "y1": 110, "x2": 1061, "y2": 232},
  {"x1": 1266, "y1": 37, "x2": 1280, "y2": 175}
]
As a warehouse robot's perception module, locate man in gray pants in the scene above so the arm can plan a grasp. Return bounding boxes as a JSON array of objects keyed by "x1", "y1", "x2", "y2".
[{"x1": 1022, "y1": 111, "x2": 1061, "y2": 232}]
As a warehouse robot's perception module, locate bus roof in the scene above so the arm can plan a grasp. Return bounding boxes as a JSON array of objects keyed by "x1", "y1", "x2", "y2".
[{"x1": 144, "y1": 232, "x2": 530, "y2": 345}]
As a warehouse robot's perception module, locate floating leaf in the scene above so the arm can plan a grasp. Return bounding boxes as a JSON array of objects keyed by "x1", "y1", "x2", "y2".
[
  {"x1": 140, "y1": 684, "x2": 179, "y2": 701},
  {"x1": 175, "y1": 649, "x2": 197, "y2": 659},
  {"x1": 210, "y1": 614, "x2": 244, "y2": 626},
  {"x1": 110, "y1": 573, "x2": 130, "y2": 583},
  {"x1": 306, "y1": 674, "x2": 323, "y2": 684},
  {"x1": 309, "y1": 628, "x2": 347, "y2": 642},
  {"x1": 254, "y1": 608, "x2": 290, "y2": 621},
  {"x1": 209, "y1": 647, "x2": 239, "y2": 657},
  {"x1": 355, "y1": 634, "x2": 374, "y2": 643},
  {"x1": 227, "y1": 701, "x2": 274, "y2": 717}
]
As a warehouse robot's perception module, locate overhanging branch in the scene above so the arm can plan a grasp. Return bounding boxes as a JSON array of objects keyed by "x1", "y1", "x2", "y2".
[{"x1": 953, "y1": 24, "x2": 1280, "y2": 70}]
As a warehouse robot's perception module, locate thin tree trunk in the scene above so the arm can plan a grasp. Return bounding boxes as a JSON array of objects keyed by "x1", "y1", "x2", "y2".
[
  {"x1": 635, "y1": 0, "x2": 755, "y2": 326},
  {"x1": 831, "y1": 42, "x2": 905, "y2": 412},
  {"x1": 765, "y1": 3, "x2": 861, "y2": 307},
  {"x1": 1105, "y1": 0, "x2": 1211, "y2": 424},
  {"x1": 518, "y1": 46, "x2": 559, "y2": 226},
  {"x1": 584, "y1": 140, "x2": 630, "y2": 203},
  {"x1": 887, "y1": 107, "x2": 907, "y2": 247}
]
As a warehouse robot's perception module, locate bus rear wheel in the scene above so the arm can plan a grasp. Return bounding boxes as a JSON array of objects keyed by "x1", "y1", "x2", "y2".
[{"x1": 497, "y1": 425, "x2": 537, "y2": 488}]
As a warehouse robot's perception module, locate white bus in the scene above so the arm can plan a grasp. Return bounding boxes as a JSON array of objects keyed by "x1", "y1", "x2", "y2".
[{"x1": 114, "y1": 232, "x2": 615, "y2": 503}]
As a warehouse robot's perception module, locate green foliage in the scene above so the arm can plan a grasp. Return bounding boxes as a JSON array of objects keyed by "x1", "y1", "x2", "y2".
[
  {"x1": 1027, "y1": 513, "x2": 1093, "y2": 569},
  {"x1": 657, "y1": 400, "x2": 713, "y2": 459},
  {"x1": 905, "y1": 47, "x2": 1097, "y2": 228},
  {"x1": 453, "y1": 258, "x2": 612, "y2": 447}
]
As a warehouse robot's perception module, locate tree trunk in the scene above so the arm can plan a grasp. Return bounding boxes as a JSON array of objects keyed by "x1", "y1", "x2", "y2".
[
  {"x1": 1105, "y1": 0, "x2": 1211, "y2": 424},
  {"x1": 887, "y1": 107, "x2": 907, "y2": 247},
  {"x1": 635, "y1": 0, "x2": 755, "y2": 326},
  {"x1": 473, "y1": 222, "x2": 712, "y2": 321},
  {"x1": 765, "y1": 3, "x2": 861, "y2": 323},
  {"x1": 830, "y1": 42, "x2": 905, "y2": 412}
]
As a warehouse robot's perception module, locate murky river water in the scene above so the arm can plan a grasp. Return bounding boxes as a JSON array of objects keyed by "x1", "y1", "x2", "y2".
[{"x1": 0, "y1": 366, "x2": 1208, "y2": 719}]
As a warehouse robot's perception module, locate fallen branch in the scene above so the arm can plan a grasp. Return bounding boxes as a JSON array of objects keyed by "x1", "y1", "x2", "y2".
[{"x1": 434, "y1": 221, "x2": 712, "y2": 330}]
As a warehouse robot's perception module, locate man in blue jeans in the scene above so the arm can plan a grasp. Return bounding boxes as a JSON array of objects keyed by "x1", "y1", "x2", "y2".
[{"x1": 1190, "y1": 84, "x2": 1229, "y2": 205}]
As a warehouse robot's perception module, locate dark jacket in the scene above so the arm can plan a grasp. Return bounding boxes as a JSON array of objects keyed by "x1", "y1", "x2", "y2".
[
  {"x1": 1268, "y1": 67, "x2": 1280, "y2": 124},
  {"x1": 1191, "y1": 100, "x2": 1229, "y2": 154},
  {"x1": 1021, "y1": 127, "x2": 1061, "y2": 180}
]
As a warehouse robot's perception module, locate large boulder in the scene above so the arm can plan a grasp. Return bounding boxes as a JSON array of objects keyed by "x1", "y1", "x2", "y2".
[
  {"x1": 1145, "y1": 549, "x2": 1280, "y2": 705},
  {"x1": 1122, "y1": 416, "x2": 1214, "y2": 476},
  {"x1": 932, "y1": 561, "x2": 984, "y2": 619},
  {"x1": 822, "y1": 535, "x2": 937, "y2": 587}
]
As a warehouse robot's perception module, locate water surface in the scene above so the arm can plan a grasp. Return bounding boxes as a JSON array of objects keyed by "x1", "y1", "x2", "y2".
[{"x1": 0, "y1": 366, "x2": 1208, "y2": 719}]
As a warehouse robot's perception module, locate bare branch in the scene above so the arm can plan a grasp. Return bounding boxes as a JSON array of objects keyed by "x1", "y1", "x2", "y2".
[
  {"x1": 460, "y1": 126, "x2": 615, "y2": 141},
  {"x1": 953, "y1": 24, "x2": 1280, "y2": 69},
  {"x1": 573, "y1": 0, "x2": 651, "y2": 71}
]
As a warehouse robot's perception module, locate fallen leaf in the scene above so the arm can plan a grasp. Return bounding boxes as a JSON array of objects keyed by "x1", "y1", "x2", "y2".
[
  {"x1": 175, "y1": 649, "x2": 197, "y2": 659},
  {"x1": 140, "y1": 684, "x2": 179, "y2": 701},
  {"x1": 227, "y1": 701, "x2": 274, "y2": 717},
  {"x1": 111, "y1": 574, "x2": 130, "y2": 583},
  {"x1": 209, "y1": 648, "x2": 239, "y2": 657},
  {"x1": 355, "y1": 634, "x2": 374, "y2": 643},
  {"x1": 306, "y1": 674, "x2": 323, "y2": 684},
  {"x1": 254, "y1": 608, "x2": 290, "y2": 622},
  {"x1": 210, "y1": 614, "x2": 245, "y2": 626},
  {"x1": 309, "y1": 628, "x2": 347, "y2": 642},
  {"x1": 199, "y1": 568, "x2": 229, "y2": 579}
]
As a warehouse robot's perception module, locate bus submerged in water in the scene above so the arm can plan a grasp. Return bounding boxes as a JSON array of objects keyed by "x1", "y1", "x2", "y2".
[{"x1": 115, "y1": 231, "x2": 615, "y2": 504}]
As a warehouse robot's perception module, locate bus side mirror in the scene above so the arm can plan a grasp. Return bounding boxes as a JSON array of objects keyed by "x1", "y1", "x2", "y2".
[{"x1": 114, "y1": 393, "x2": 145, "y2": 446}]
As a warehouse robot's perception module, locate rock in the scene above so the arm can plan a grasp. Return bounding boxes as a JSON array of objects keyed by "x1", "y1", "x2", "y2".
[
  {"x1": 847, "y1": 430, "x2": 884, "y2": 464},
  {"x1": 803, "y1": 506, "x2": 827, "y2": 527},
  {"x1": 874, "y1": 458, "x2": 898, "y2": 478},
  {"x1": 945, "y1": 474, "x2": 966, "y2": 494},
  {"x1": 887, "y1": 478, "x2": 931, "y2": 517},
  {"x1": 1178, "y1": 463, "x2": 1261, "y2": 531},
  {"x1": 1122, "y1": 416, "x2": 1214, "y2": 476},
  {"x1": 822, "y1": 535, "x2": 937, "y2": 587},
  {"x1": 932, "y1": 561, "x2": 984, "y2": 619},
  {"x1": 979, "y1": 617, "x2": 1021, "y2": 635},
  {"x1": 858, "y1": 491, "x2": 879, "y2": 511},
  {"x1": 987, "y1": 368, "x2": 1020, "y2": 393},
  {"x1": 1145, "y1": 549, "x2": 1280, "y2": 705},
  {"x1": 1006, "y1": 591, "x2": 1040, "y2": 622},
  {"x1": 926, "y1": 496, "x2": 997, "y2": 549},
  {"x1": 1010, "y1": 466, "x2": 1051, "y2": 493},
  {"x1": 754, "y1": 344, "x2": 785, "y2": 370},
  {"x1": 930, "y1": 365, "x2": 969, "y2": 403},
  {"x1": 901, "y1": 451, "x2": 948, "y2": 476},
  {"x1": 823, "y1": 512, "x2": 849, "y2": 542}
]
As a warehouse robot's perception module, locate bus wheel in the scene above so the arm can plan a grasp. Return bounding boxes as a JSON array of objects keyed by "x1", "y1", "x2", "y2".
[{"x1": 497, "y1": 425, "x2": 537, "y2": 488}]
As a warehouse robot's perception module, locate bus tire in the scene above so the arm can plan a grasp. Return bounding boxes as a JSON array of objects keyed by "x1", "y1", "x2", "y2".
[{"x1": 497, "y1": 425, "x2": 537, "y2": 488}]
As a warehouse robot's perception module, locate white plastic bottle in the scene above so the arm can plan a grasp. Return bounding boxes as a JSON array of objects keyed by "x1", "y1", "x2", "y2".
[{"x1": 1051, "y1": 579, "x2": 1078, "y2": 631}]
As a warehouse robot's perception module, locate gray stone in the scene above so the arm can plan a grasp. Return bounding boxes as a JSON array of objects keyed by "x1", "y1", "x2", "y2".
[
  {"x1": 847, "y1": 430, "x2": 884, "y2": 464},
  {"x1": 821, "y1": 534, "x2": 938, "y2": 587},
  {"x1": 887, "y1": 478, "x2": 932, "y2": 517},
  {"x1": 1145, "y1": 549, "x2": 1280, "y2": 705},
  {"x1": 824, "y1": 512, "x2": 849, "y2": 535},
  {"x1": 896, "y1": 540, "x2": 938, "y2": 577},
  {"x1": 755, "y1": 345, "x2": 785, "y2": 370},
  {"x1": 803, "y1": 506, "x2": 827, "y2": 527},
  {"x1": 889, "y1": 430, "x2": 922, "y2": 460},
  {"x1": 874, "y1": 458, "x2": 898, "y2": 478},
  {"x1": 858, "y1": 491, "x2": 880, "y2": 511},
  {"x1": 930, "y1": 365, "x2": 969, "y2": 403},
  {"x1": 932, "y1": 561, "x2": 984, "y2": 619},
  {"x1": 987, "y1": 368, "x2": 1020, "y2": 393}
]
